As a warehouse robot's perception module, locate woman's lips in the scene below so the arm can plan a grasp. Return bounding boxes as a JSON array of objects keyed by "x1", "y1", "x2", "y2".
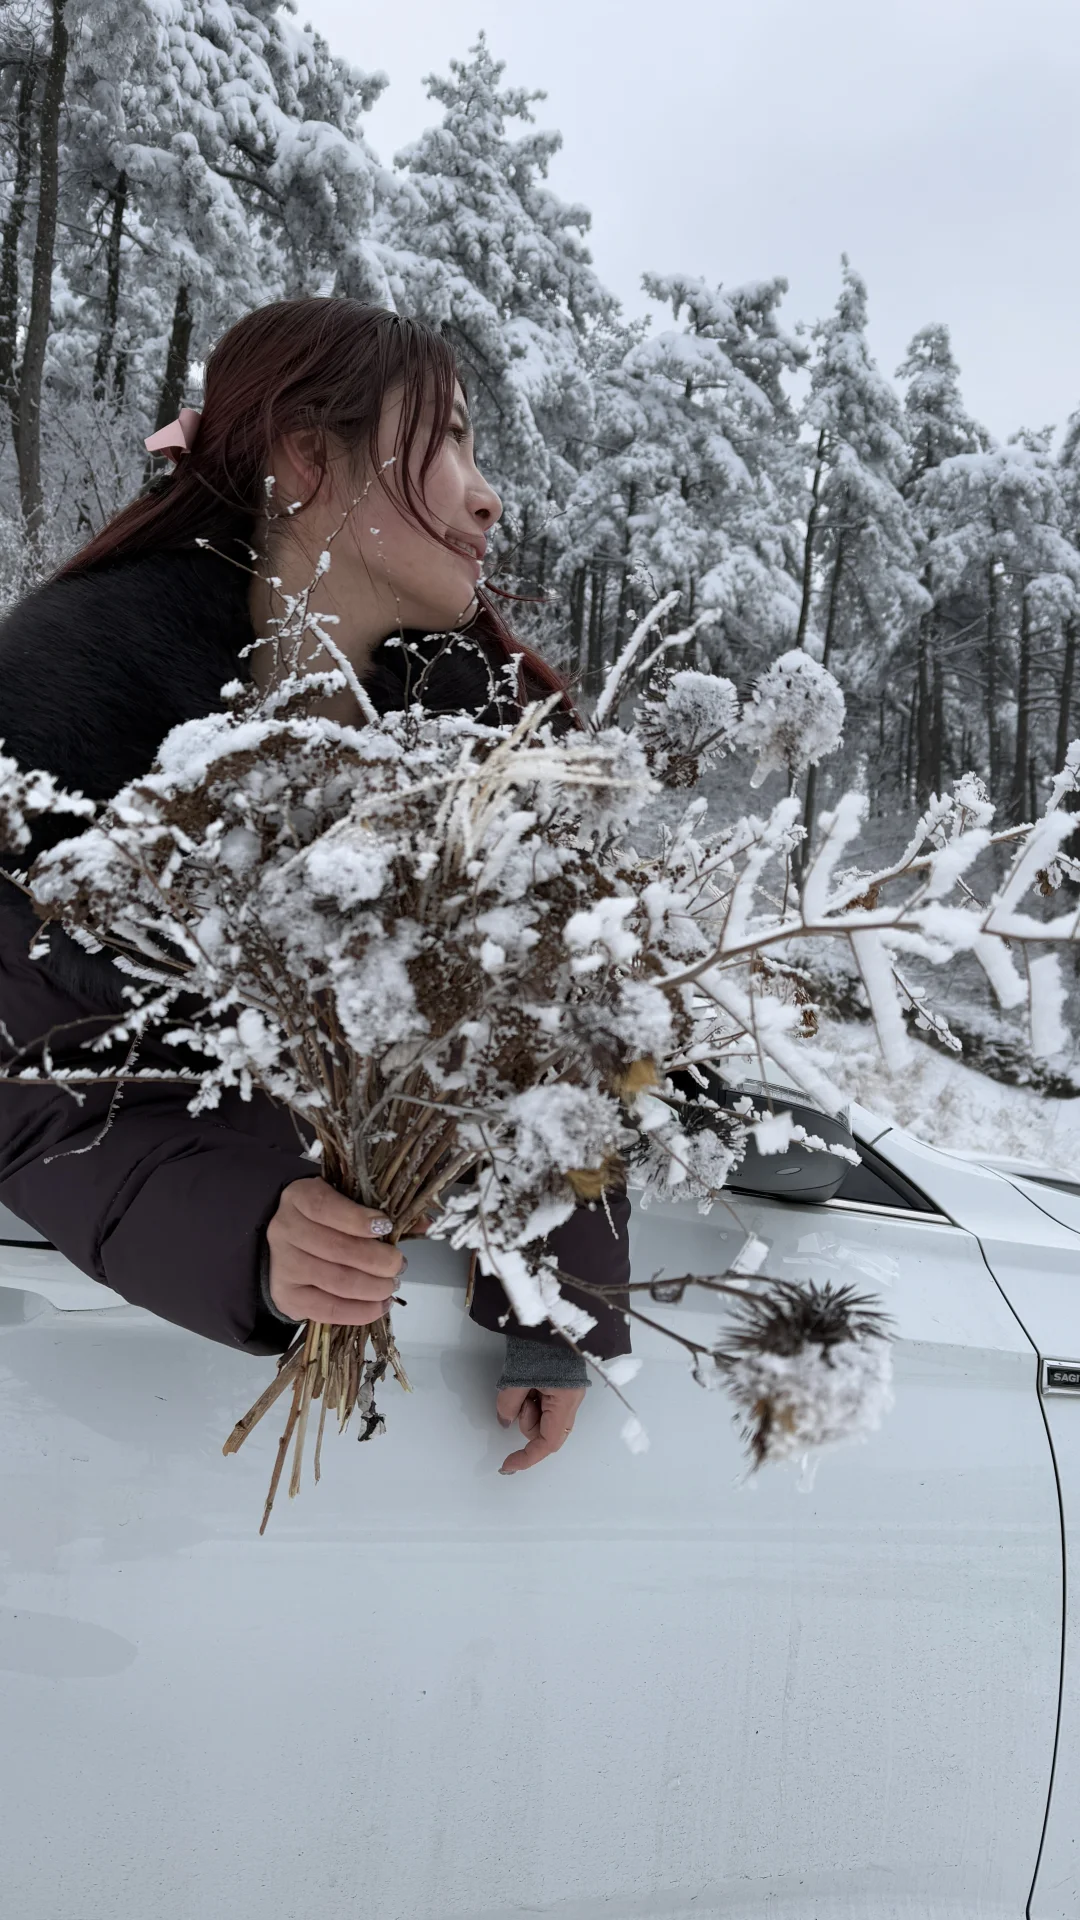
[{"x1": 447, "y1": 536, "x2": 484, "y2": 578}]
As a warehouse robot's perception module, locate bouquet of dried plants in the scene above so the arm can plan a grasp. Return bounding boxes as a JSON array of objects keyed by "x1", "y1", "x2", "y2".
[{"x1": 2, "y1": 571, "x2": 1078, "y2": 1527}]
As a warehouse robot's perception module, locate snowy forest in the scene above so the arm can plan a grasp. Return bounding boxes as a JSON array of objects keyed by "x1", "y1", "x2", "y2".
[{"x1": 1, "y1": 1, "x2": 1079, "y2": 910}]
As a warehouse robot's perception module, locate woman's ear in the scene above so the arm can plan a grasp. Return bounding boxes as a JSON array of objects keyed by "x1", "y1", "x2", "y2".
[{"x1": 269, "y1": 429, "x2": 328, "y2": 512}]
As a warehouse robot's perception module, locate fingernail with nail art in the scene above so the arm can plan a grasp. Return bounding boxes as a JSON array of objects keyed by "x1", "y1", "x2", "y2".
[{"x1": 369, "y1": 1217, "x2": 393, "y2": 1237}]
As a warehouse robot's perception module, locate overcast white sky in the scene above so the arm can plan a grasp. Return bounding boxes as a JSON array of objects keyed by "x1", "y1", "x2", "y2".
[{"x1": 302, "y1": 0, "x2": 1080, "y2": 442}]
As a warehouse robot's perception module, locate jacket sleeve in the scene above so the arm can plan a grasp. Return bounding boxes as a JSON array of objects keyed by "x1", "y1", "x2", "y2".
[
  {"x1": 1, "y1": 908, "x2": 631, "y2": 1364},
  {"x1": 0, "y1": 913, "x2": 315, "y2": 1355},
  {"x1": 1, "y1": 1086, "x2": 316, "y2": 1355},
  {"x1": 468, "y1": 1188, "x2": 632, "y2": 1362}
]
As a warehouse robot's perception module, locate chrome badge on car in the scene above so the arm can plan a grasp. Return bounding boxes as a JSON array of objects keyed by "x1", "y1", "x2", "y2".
[{"x1": 1042, "y1": 1360, "x2": 1080, "y2": 1395}]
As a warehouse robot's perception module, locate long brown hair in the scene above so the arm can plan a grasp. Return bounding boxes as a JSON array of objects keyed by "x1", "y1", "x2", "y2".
[{"x1": 58, "y1": 297, "x2": 567, "y2": 705}]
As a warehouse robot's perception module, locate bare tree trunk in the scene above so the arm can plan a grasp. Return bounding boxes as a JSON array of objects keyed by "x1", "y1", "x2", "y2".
[
  {"x1": 1029, "y1": 755, "x2": 1037, "y2": 823},
  {"x1": 931, "y1": 653, "x2": 945, "y2": 798},
  {"x1": 679, "y1": 572, "x2": 699, "y2": 669},
  {"x1": 791, "y1": 432, "x2": 822, "y2": 648},
  {"x1": 1009, "y1": 586, "x2": 1031, "y2": 822},
  {"x1": 613, "y1": 560, "x2": 631, "y2": 653},
  {"x1": 818, "y1": 534, "x2": 845, "y2": 672},
  {"x1": 1056, "y1": 615, "x2": 1077, "y2": 772},
  {"x1": 569, "y1": 565, "x2": 586, "y2": 680},
  {"x1": 0, "y1": 59, "x2": 38, "y2": 438},
  {"x1": 985, "y1": 557, "x2": 1001, "y2": 799},
  {"x1": 585, "y1": 563, "x2": 607, "y2": 698},
  {"x1": 15, "y1": 0, "x2": 69, "y2": 538},
  {"x1": 795, "y1": 430, "x2": 827, "y2": 650},
  {"x1": 613, "y1": 480, "x2": 637, "y2": 648},
  {"x1": 92, "y1": 170, "x2": 128, "y2": 401},
  {"x1": 142, "y1": 281, "x2": 194, "y2": 485},
  {"x1": 797, "y1": 533, "x2": 846, "y2": 877},
  {"x1": 914, "y1": 617, "x2": 933, "y2": 806},
  {"x1": 153, "y1": 280, "x2": 193, "y2": 432}
]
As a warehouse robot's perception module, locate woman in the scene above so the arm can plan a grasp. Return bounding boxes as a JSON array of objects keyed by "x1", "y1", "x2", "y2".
[{"x1": 0, "y1": 298, "x2": 631, "y2": 1475}]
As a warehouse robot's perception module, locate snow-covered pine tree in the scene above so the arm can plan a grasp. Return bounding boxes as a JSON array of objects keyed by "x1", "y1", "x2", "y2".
[
  {"x1": 388, "y1": 35, "x2": 612, "y2": 574},
  {"x1": 917, "y1": 436, "x2": 1080, "y2": 821},
  {"x1": 2, "y1": 1, "x2": 1079, "y2": 836},
  {"x1": 542, "y1": 309, "x2": 651, "y2": 687},
  {"x1": 0, "y1": 10, "x2": 44, "y2": 445},
  {"x1": 0, "y1": 0, "x2": 68, "y2": 538},
  {"x1": 558, "y1": 273, "x2": 805, "y2": 697},
  {"x1": 220, "y1": 1, "x2": 390, "y2": 302},
  {"x1": 0, "y1": 0, "x2": 393, "y2": 550},
  {"x1": 795, "y1": 259, "x2": 927, "y2": 859},
  {"x1": 35, "y1": 0, "x2": 265, "y2": 528},
  {"x1": 897, "y1": 323, "x2": 988, "y2": 804},
  {"x1": 898, "y1": 323, "x2": 988, "y2": 487}
]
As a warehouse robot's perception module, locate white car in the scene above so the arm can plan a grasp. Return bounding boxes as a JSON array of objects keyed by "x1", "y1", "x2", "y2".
[{"x1": 2, "y1": 1102, "x2": 1079, "y2": 1920}]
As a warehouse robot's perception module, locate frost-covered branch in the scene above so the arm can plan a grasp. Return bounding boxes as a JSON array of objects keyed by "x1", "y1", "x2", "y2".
[{"x1": 2, "y1": 576, "x2": 1077, "y2": 1522}]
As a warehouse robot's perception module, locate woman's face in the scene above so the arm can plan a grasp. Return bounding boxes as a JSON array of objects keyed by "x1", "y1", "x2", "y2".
[{"x1": 335, "y1": 381, "x2": 503, "y2": 635}]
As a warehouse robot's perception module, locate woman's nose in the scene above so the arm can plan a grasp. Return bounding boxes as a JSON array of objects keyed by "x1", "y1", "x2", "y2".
[{"x1": 471, "y1": 474, "x2": 503, "y2": 528}]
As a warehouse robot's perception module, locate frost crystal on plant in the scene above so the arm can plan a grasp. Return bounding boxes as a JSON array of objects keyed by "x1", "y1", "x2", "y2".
[
  {"x1": 737, "y1": 650, "x2": 846, "y2": 787},
  {"x1": 637, "y1": 668, "x2": 740, "y2": 788}
]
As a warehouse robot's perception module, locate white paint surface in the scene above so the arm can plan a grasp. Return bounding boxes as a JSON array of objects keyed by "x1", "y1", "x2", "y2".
[
  {"x1": 0, "y1": 1159, "x2": 1063, "y2": 1917},
  {"x1": 870, "y1": 1127, "x2": 1080, "y2": 1919}
]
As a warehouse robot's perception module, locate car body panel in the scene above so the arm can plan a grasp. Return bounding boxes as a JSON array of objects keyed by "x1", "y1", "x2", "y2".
[
  {"x1": 1000, "y1": 1176, "x2": 1080, "y2": 1242},
  {"x1": 0, "y1": 1160, "x2": 1062, "y2": 1919},
  {"x1": 847, "y1": 1118, "x2": 1080, "y2": 1918}
]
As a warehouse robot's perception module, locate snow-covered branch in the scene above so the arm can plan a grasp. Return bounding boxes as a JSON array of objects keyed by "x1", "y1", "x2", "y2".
[{"x1": 3, "y1": 576, "x2": 1077, "y2": 1522}]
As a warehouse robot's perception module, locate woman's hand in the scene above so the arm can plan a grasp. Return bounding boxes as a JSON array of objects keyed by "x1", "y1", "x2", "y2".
[
  {"x1": 267, "y1": 1177, "x2": 405, "y2": 1325},
  {"x1": 496, "y1": 1385, "x2": 586, "y2": 1474}
]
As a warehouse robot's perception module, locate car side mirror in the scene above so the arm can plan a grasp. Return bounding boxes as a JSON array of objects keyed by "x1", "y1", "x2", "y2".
[{"x1": 670, "y1": 1068, "x2": 856, "y2": 1205}]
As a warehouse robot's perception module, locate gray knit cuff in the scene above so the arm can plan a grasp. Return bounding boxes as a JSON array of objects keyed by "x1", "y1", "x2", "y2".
[
  {"x1": 497, "y1": 1334, "x2": 589, "y2": 1393},
  {"x1": 258, "y1": 1235, "x2": 302, "y2": 1328}
]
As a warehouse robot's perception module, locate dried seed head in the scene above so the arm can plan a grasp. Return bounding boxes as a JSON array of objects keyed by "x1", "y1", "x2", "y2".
[
  {"x1": 722, "y1": 1278, "x2": 890, "y2": 1357},
  {"x1": 612, "y1": 1057, "x2": 659, "y2": 1099},
  {"x1": 567, "y1": 1154, "x2": 625, "y2": 1200},
  {"x1": 716, "y1": 1279, "x2": 894, "y2": 1468}
]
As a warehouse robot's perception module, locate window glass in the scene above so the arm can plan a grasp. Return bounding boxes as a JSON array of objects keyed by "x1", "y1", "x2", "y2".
[{"x1": 834, "y1": 1141, "x2": 939, "y2": 1213}]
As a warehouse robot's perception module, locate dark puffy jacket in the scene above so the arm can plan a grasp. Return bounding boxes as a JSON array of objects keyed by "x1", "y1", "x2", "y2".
[{"x1": 0, "y1": 546, "x2": 631, "y2": 1362}]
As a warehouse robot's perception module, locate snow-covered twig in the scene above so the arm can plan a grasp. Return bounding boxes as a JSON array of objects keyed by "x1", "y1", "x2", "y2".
[
  {"x1": 2, "y1": 571, "x2": 1077, "y2": 1519},
  {"x1": 591, "y1": 590, "x2": 682, "y2": 724}
]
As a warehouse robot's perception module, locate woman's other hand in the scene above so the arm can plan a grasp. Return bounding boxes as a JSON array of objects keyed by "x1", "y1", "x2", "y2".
[
  {"x1": 496, "y1": 1385, "x2": 586, "y2": 1474},
  {"x1": 267, "y1": 1177, "x2": 405, "y2": 1325}
]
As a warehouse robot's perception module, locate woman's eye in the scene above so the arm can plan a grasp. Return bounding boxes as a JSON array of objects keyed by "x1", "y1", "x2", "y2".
[{"x1": 449, "y1": 427, "x2": 467, "y2": 444}]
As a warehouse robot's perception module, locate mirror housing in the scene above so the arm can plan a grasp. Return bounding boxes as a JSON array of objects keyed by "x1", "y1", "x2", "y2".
[{"x1": 671, "y1": 1068, "x2": 857, "y2": 1205}]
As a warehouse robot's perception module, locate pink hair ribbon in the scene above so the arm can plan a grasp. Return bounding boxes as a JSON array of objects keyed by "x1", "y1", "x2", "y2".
[{"x1": 144, "y1": 406, "x2": 202, "y2": 462}]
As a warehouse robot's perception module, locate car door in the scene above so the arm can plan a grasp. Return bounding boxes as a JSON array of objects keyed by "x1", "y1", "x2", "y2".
[
  {"x1": 867, "y1": 1138, "x2": 1080, "y2": 1920},
  {"x1": 0, "y1": 1152, "x2": 1061, "y2": 1920}
]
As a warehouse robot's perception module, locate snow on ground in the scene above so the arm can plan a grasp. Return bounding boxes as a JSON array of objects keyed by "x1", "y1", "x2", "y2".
[{"x1": 815, "y1": 1016, "x2": 1080, "y2": 1172}]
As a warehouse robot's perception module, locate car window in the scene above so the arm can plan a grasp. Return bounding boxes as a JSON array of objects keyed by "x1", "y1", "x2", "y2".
[{"x1": 834, "y1": 1140, "x2": 939, "y2": 1213}]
